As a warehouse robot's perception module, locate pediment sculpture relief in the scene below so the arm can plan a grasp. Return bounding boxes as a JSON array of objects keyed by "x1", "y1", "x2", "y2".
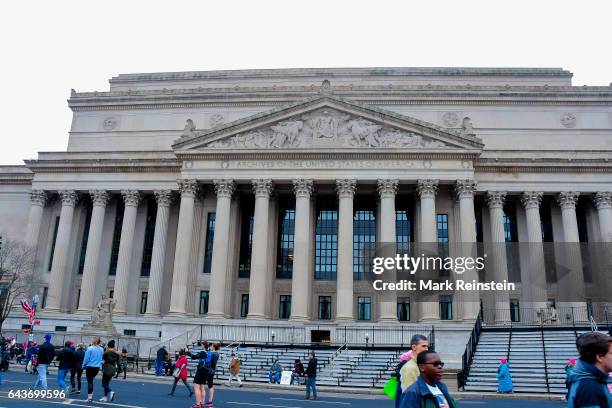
[{"x1": 205, "y1": 108, "x2": 447, "y2": 149}]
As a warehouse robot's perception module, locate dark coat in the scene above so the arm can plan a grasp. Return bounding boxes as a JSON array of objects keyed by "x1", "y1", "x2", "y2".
[
  {"x1": 400, "y1": 376, "x2": 457, "y2": 408},
  {"x1": 306, "y1": 358, "x2": 317, "y2": 378},
  {"x1": 56, "y1": 347, "x2": 76, "y2": 370},
  {"x1": 156, "y1": 347, "x2": 168, "y2": 361},
  {"x1": 37, "y1": 342, "x2": 55, "y2": 365},
  {"x1": 73, "y1": 348, "x2": 85, "y2": 368},
  {"x1": 567, "y1": 359, "x2": 612, "y2": 408},
  {"x1": 102, "y1": 349, "x2": 120, "y2": 377}
]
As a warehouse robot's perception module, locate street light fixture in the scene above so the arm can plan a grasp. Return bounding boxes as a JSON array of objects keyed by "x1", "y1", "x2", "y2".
[
  {"x1": 365, "y1": 333, "x2": 369, "y2": 348},
  {"x1": 271, "y1": 331, "x2": 276, "y2": 344}
]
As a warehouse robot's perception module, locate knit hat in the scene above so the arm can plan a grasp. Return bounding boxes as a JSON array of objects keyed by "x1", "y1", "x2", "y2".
[
  {"x1": 400, "y1": 351, "x2": 413, "y2": 362},
  {"x1": 43, "y1": 333, "x2": 52, "y2": 342},
  {"x1": 500, "y1": 358, "x2": 507, "y2": 364},
  {"x1": 569, "y1": 358, "x2": 576, "y2": 365}
]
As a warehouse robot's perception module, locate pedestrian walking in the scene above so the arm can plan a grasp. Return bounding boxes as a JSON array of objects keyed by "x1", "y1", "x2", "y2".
[
  {"x1": 169, "y1": 348, "x2": 193, "y2": 396},
  {"x1": 82, "y1": 336, "x2": 104, "y2": 403},
  {"x1": 567, "y1": 332, "x2": 612, "y2": 408},
  {"x1": 56, "y1": 341, "x2": 75, "y2": 393},
  {"x1": 400, "y1": 334, "x2": 429, "y2": 392},
  {"x1": 100, "y1": 340, "x2": 119, "y2": 402},
  {"x1": 33, "y1": 333, "x2": 55, "y2": 390},
  {"x1": 268, "y1": 359, "x2": 282, "y2": 384},
  {"x1": 227, "y1": 353, "x2": 242, "y2": 387},
  {"x1": 388, "y1": 352, "x2": 412, "y2": 408},
  {"x1": 156, "y1": 346, "x2": 168, "y2": 376},
  {"x1": 400, "y1": 350, "x2": 457, "y2": 408},
  {"x1": 116, "y1": 348, "x2": 128, "y2": 379},
  {"x1": 71, "y1": 343, "x2": 85, "y2": 394},
  {"x1": 305, "y1": 352, "x2": 318, "y2": 400},
  {"x1": 496, "y1": 358, "x2": 513, "y2": 393}
]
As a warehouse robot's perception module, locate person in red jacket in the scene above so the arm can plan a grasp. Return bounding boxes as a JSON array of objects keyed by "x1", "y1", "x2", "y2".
[{"x1": 168, "y1": 349, "x2": 193, "y2": 397}]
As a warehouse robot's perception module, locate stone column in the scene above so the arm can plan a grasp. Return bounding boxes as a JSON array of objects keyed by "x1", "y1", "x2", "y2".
[
  {"x1": 594, "y1": 192, "x2": 612, "y2": 242},
  {"x1": 113, "y1": 190, "x2": 141, "y2": 315},
  {"x1": 145, "y1": 190, "x2": 173, "y2": 317},
  {"x1": 456, "y1": 180, "x2": 480, "y2": 321},
  {"x1": 77, "y1": 190, "x2": 110, "y2": 313},
  {"x1": 593, "y1": 192, "x2": 612, "y2": 313},
  {"x1": 290, "y1": 179, "x2": 313, "y2": 321},
  {"x1": 417, "y1": 179, "x2": 439, "y2": 321},
  {"x1": 168, "y1": 180, "x2": 198, "y2": 316},
  {"x1": 520, "y1": 191, "x2": 548, "y2": 312},
  {"x1": 486, "y1": 191, "x2": 511, "y2": 323},
  {"x1": 25, "y1": 190, "x2": 47, "y2": 250},
  {"x1": 336, "y1": 179, "x2": 356, "y2": 322},
  {"x1": 557, "y1": 192, "x2": 586, "y2": 314},
  {"x1": 247, "y1": 179, "x2": 274, "y2": 320},
  {"x1": 207, "y1": 180, "x2": 235, "y2": 318},
  {"x1": 377, "y1": 179, "x2": 399, "y2": 322},
  {"x1": 45, "y1": 190, "x2": 78, "y2": 312}
]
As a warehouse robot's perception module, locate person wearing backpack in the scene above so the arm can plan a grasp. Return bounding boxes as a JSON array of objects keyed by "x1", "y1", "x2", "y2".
[
  {"x1": 203, "y1": 343, "x2": 220, "y2": 407},
  {"x1": 192, "y1": 341, "x2": 210, "y2": 408}
]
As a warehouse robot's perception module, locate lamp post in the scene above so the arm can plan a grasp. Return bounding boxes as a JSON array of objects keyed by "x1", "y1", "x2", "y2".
[
  {"x1": 365, "y1": 333, "x2": 369, "y2": 349},
  {"x1": 271, "y1": 331, "x2": 275, "y2": 344}
]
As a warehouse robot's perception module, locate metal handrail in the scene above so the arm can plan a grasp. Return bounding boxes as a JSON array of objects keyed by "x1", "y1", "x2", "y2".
[
  {"x1": 540, "y1": 323, "x2": 551, "y2": 393},
  {"x1": 457, "y1": 309, "x2": 482, "y2": 390}
]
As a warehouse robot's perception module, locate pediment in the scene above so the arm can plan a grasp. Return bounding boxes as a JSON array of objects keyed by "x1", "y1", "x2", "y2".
[{"x1": 173, "y1": 95, "x2": 484, "y2": 152}]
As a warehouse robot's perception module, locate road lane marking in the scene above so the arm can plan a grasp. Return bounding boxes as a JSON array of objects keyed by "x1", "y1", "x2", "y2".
[
  {"x1": 271, "y1": 397, "x2": 351, "y2": 405},
  {"x1": 0, "y1": 395, "x2": 147, "y2": 408},
  {"x1": 228, "y1": 402, "x2": 302, "y2": 408}
]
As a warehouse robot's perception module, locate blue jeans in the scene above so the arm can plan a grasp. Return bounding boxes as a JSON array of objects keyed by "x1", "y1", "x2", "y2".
[
  {"x1": 34, "y1": 364, "x2": 48, "y2": 389},
  {"x1": 155, "y1": 359, "x2": 164, "y2": 376},
  {"x1": 57, "y1": 368, "x2": 69, "y2": 389},
  {"x1": 268, "y1": 371, "x2": 281, "y2": 384},
  {"x1": 306, "y1": 377, "x2": 317, "y2": 399}
]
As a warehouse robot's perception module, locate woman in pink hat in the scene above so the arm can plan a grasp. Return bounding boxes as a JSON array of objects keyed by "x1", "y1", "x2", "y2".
[{"x1": 497, "y1": 358, "x2": 513, "y2": 393}]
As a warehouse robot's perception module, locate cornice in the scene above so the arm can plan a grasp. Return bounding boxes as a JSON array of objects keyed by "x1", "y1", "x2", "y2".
[
  {"x1": 24, "y1": 157, "x2": 181, "y2": 174},
  {"x1": 175, "y1": 150, "x2": 482, "y2": 161},
  {"x1": 68, "y1": 84, "x2": 612, "y2": 111}
]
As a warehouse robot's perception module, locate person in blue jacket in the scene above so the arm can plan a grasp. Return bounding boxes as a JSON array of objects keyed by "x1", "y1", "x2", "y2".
[
  {"x1": 496, "y1": 358, "x2": 513, "y2": 393},
  {"x1": 567, "y1": 332, "x2": 612, "y2": 408}
]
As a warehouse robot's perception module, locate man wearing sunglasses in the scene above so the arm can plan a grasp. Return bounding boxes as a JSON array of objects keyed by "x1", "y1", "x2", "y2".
[{"x1": 400, "y1": 350, "x2": 456, "y2": 408}]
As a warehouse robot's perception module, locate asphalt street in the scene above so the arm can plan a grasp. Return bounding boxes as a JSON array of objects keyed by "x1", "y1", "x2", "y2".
[{"x1": 0, "y1": 370, "x2": 565, "y2": 408}]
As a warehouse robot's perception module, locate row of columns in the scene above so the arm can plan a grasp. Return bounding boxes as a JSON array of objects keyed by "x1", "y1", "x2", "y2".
[{"x1": 25, "y1": 182, "x2": 612, "y2": 321}]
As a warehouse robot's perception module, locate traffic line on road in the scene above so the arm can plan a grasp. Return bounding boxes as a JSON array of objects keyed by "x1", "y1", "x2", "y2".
[
  {"x1": 227, "y1": 402, "x2": 302, "y2": 408},
  {"x1": 271, "y1": 397, "x2": 351, "y2": 405},
  {"x1": 0, "y1": 395, "x2": 147, "y2": 408}
]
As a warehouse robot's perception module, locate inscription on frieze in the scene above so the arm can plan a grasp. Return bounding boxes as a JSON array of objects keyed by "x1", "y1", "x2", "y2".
[{"x1": 221, "y1": 160, "x2": 420, "y2": 169}]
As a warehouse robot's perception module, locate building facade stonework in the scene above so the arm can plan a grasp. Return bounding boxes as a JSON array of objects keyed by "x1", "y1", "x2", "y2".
[{"x1": 1, "y1": 68, "x2": 611, "y2": 365}]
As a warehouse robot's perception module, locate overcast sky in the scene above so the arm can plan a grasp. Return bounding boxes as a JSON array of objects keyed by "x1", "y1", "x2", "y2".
[{"x1": 1, "y1": 0, "x2": 611, "y2": 165}]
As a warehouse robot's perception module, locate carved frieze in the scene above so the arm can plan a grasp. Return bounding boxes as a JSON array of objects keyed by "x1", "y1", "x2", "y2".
[{"x1": 206, "y1": 108, "x2": 447, "y2": 149}]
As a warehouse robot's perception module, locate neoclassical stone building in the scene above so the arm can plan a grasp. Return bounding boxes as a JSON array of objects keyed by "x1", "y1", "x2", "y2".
[{"x1": 1, "y1": 68, "x2": 611, "y2": 361}]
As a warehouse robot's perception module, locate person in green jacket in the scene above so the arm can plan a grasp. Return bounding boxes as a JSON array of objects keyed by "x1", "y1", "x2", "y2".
[{"x1": 400, "y1": 334, "x2": 429, "y2": 392}]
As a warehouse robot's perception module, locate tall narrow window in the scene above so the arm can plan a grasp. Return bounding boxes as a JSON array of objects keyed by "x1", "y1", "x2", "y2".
[
  {"x1": 109, "y1": 290, "x2": 114, "y2": 298},
  {"x1": 318, "y1": 296, "x2": 331, "y2": 320},
  {"x1": 109, "y1": 200, "x2": 124, "y2": 276},
  {"x1": 140, "y1": 198, "x2": 157, "y2": 277},
  {"x1": 76, "y1": 289, "x2": 81, "y2": 309},
  {"x1": 279, "y1": 295, "x2": 291, "y2": 319},
  {"x1": 510, "y1": 299, "x2": 520, "y2": 322},
  {"x1": 47, "y1": 216, "x2": 60, "y2": 271},
  {"x1": 503, "y1": 201, "x2": 521, "y2": 282},
  {"x1": 276, "y1": 200, "x2": 295, "y2": 279},
  {"x1": 397, "y1": 298, "x2": 410, "y2": 321},
  {"x1": 240, "y1": 294, "x2": 249, "y2": 318},
  {"x1": 238, "y1": 197, "x2": 254, "y2": 278},
  {"x1": 199, "y1": 290, "x2": 209, "y2": 315},
  {"x1": 396, "y1": 204, "x2": 413, "y2": 254},
  {"x1": 353, "y1": 200, "x2": 376, "y2": 281},
  {"x1": 357, "y1": 297, "x2": 371, "y2": 321},
  {"x1": 439, "y1": 295, "x2": 452, "y2": 320},
  {"x1": 540, "y1": 198, "x2": 556, "y2": 283},
  {"x1": 140, "y1": 292, "x2": 148, "y2": 314},
  {"x1": 315, "y1": 199, "x2": 338, "y2": 280},
  {"x1": 78, "y1": 205, "x2": 93, "y2": 274},
  {"x1": 202, "y1": 212, "x2": 216, "y2": 274},
  {"x1": 436, "y1": 214, "x2": 449, "y2": 243},
  {"x1": 41, "y1": 287, "x2": 48, "y2": 309}
]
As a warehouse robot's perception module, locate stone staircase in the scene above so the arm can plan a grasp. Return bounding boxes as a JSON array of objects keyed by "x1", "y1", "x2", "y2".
[
  {"x1": 464, "y1": 329, "x2": 592, "y2": 394},
  {"x1": 149, "y1": 344, "x2": 400, "y2": 388}
]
